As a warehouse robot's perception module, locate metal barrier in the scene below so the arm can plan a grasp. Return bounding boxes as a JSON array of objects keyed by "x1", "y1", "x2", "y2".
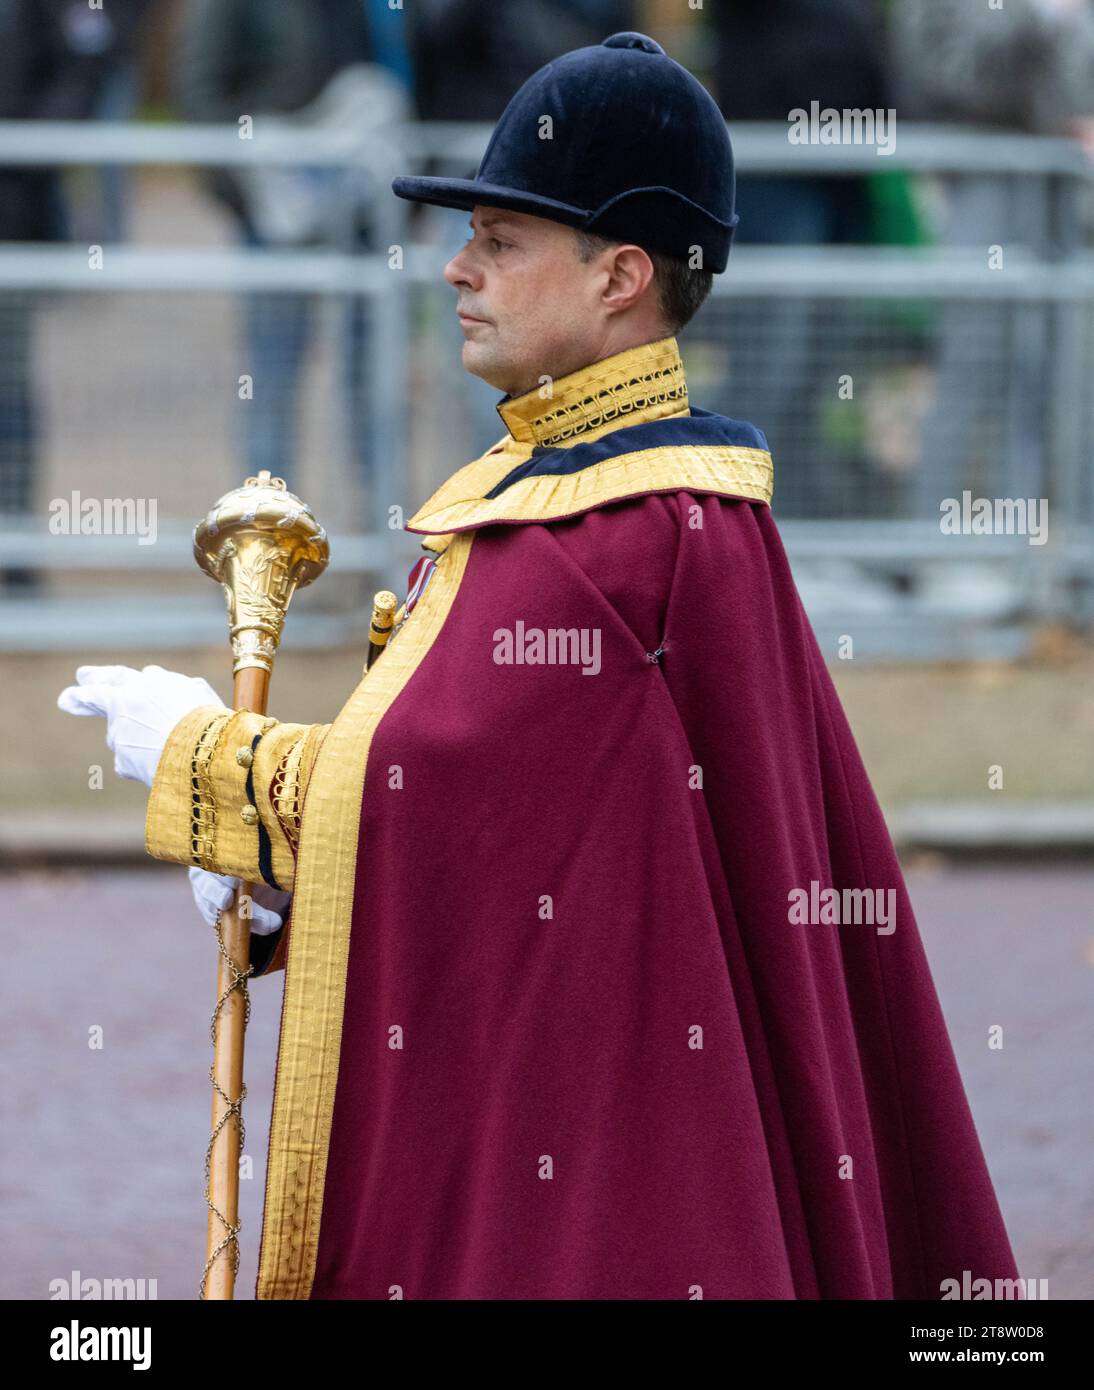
[
  {"x1": 402, "y1": 122, "x2": 1094, "y2": 657},
  {"x1": 0, "y1": 118, "x2": 1091, "y2": 657}
]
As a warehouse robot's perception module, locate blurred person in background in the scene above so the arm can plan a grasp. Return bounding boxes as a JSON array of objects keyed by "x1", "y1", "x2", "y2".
[
  {"x1": 173, "y1": 0, "x2": 410, "y2": 506},
  {"x1": 712, "y1": 0, "x2": 888, "y2": 247},
  {"x1": 893, "y1": 0, "x2": 1094, "y2": 154},
  {"x1": 410, "y1": 0, "x2": 634, "y2": 124},
  {"x1": 0, "y1": 0, "x2": 150, "y2": 592},
  {"x1": 82, "y1": 0, "x2": 157, "y2": 247},
  {"x1": 707, "y1": 0, "x2": 892, "y2": 519},
  {"x1": 891, "y1": 0, "x2": 1094, "y2": 522},
  {"x1": 403, "y1": 0, "x2": 634, "y2": 464}
]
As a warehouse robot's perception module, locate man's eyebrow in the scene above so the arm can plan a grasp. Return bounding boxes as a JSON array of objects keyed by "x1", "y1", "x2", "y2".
[{"x1": 470, "y1": 211, "x2": 519, "y2": 232}]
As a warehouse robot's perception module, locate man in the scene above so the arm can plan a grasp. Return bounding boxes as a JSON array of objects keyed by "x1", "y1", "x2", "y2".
[
  {"x1": 172, "y1": 0, "x2": 389, "y2": 495},
  {"x1": 0, "y1": 0, "x2": 152, "y2": 592},
  {"x1": 891, "y1": 0, "x2": 1094, "y2": 521},
  {"x1": 402, "y1": 0, "x2": 635, "y2": 459},
  {"x1": 59, "y1": 33, "x2": 1020, "y2": 1299}
]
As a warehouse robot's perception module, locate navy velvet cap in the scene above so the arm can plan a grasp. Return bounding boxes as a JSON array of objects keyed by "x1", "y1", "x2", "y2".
[{"x1": 392, "y1": 32, "x2": 738, "y2": 273}]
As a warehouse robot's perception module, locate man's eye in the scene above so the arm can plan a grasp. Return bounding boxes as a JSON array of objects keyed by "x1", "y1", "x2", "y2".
[{"x1": 490, "y1": 237, "x2": 509, "y2": 251}]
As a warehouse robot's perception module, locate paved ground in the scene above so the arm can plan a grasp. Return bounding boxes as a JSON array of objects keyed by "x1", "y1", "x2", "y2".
[{"x1": 2, "y1": 860, "x2": 1090, "y2": 1300}]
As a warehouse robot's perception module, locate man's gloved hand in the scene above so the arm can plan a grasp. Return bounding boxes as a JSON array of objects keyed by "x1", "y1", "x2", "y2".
[
  {"x1": 189, "y1": 867, "x2": 290, "y2": 936},
  {"x1": 58, "y1": 664, "x2": 290, "y2": 937},
  {"x1": 56, "y1": 663, "x2": 228, "y2": 787}
]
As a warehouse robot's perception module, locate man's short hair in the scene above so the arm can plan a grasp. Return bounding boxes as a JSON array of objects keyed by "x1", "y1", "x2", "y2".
[{"x1": 572, "y1": 229, "x2": 714, "y2": 334}]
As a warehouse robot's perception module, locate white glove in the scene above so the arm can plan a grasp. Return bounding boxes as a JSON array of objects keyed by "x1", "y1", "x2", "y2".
[
  {"x1": 58, "y1": 664, "x2": 290, "y2": 936},
  {"x1": 56, "y1": 663, "x2": 227, "y2": 787},
  {"x1": 189, "y1": 867, "x2": 290, "y2": 936}
]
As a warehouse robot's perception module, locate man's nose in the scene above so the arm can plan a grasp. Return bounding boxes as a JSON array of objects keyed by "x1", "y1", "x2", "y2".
[{"x1": 443, "y1": 244, "x2": 480, "y2": 289}]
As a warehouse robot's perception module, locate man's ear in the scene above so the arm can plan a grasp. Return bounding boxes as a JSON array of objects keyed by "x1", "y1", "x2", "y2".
[{"x1": 603, "y1": 244, "x2": 655, "y2": 311}]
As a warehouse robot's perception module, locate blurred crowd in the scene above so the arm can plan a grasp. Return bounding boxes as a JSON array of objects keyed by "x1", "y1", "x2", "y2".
[
  {"x1": 2, "y1": 0, "x2": 1092, "y2": 243},
  {"x1": 2, "y1": 0, "x2": 1094, "y2": 581}
]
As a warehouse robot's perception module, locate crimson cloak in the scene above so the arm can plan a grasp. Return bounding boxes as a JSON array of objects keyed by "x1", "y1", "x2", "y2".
[{"x1": 145, "y1": 336, "x2": 1020, "y2": 1299}]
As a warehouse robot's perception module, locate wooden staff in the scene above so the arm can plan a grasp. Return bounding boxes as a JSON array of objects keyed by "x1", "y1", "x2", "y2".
[{"x1": 191, "y1": 470, "x2": 329, "y2": 1299}]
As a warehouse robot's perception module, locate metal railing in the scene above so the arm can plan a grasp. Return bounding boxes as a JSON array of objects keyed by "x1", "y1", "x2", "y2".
[{"x1": 0, "y1": 116, "x2": 1091, "y2": 658}]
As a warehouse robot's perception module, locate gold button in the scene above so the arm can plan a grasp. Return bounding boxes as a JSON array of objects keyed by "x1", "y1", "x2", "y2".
[
  {"x1": 235, "y1": 745, "x2": 254, "y2": 769},
  {"x1": 240, "y1": 805, "x2": 259, "y2": 826}
]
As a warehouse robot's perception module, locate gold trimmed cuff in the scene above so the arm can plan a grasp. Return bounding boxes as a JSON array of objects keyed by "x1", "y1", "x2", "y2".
[
  {"x1": 145, "y1": 704, "x2": 324, "y2": 891},
  {"x1": 258, "y1": 721, "x2": 331, "y2": 891}
]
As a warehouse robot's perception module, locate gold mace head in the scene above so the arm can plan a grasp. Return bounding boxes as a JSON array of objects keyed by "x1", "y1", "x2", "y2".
[{"x1": 193, "y1": 470, "x2": 330, "y2": 674}]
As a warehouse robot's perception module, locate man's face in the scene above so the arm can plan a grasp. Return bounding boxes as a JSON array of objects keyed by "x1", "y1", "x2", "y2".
[{"x1": 443, "y1": 206, "x2": 605, "y2": 396}]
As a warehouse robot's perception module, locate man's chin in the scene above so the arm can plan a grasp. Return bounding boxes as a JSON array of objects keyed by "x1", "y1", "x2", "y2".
[{"x1": 460, "y1": 340, "x2": 507, "y2": 391}]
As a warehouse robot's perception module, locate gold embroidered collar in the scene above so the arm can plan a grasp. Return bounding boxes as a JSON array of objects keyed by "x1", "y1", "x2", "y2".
[
  {"x1": 495, "y1": 335, "x2": 689, "y2": 447},
  {"x1": 405, "y1": 333, "x2": 773, "y2": 544}
]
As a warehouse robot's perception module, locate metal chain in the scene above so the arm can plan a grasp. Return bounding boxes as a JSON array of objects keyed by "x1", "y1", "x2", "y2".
[{"x1": 198, "y1": 904, "x2": 254, "y2": 1300}]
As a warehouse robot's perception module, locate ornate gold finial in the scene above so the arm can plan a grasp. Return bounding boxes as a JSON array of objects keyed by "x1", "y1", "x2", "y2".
[
  {"x1": 193, "y1": 471, "x2": 330, "y2": 674},
  {"x1": 365, "y1": 590, "x2": 399, "y2": 671}
]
